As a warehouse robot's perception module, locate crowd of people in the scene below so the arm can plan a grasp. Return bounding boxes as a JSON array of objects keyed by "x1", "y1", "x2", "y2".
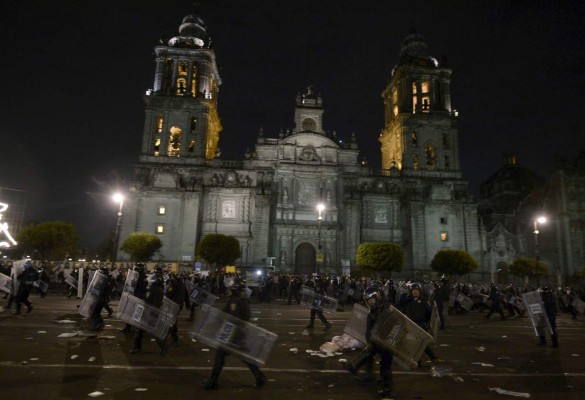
[{"x1": 1, "y1": 259, "x2": 584, "y2": 399}]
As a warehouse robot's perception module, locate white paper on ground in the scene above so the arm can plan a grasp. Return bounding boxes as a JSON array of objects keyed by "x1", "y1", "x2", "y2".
[
  {"x1": 57, "y1": 332, "x2": 78, "y2": 338},
  {"x1": 489, "y1": 387, "x2": 530, "y2": 398},
  {"x1": 88, "y1": 391, "x2": 105, "y2": 397}
]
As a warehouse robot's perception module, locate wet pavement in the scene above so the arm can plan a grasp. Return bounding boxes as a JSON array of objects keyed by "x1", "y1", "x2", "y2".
[{"x1": 1, "y1": 289, "x2": 584, "y2": 400}]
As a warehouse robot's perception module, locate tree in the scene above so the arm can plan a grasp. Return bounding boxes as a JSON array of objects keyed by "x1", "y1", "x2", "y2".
[
  {"x1": 16, "y1": 221, "x2": 79, "y2": 260},
  {"x1": 120, "y1": 232, "x2": 162, "y2": 261},
  {"x1": 509, "y1": 257, "x2": 548, "y2": 283},
  {"x1": 355, "y1": 242, "x2": 403, "y2": 277},
  {"x1": 196, "y1": 234, "x2": 241, "y2": 269},
  {"x1": 431, "y1": 249, "x2": 478, "y2": 277}
]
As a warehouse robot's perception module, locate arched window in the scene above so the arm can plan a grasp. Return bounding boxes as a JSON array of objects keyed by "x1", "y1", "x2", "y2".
[
  {"x1": 153, "y1": 138, "x2": 161, "y2": 156},
  {"x1": 156, "y1": 114, "x2": 163, "y2": 133},
  {"x1": 425, "y1": 144, "x2": 436, "y2": 169},
  {"x1": 188, "y1": 140, "x2": 195, "y2": 153},
  {"x1": 168, "y1": 125, "x2": 182, "y2": 156},
  {"x1": 191, "y1": 65, "x2": 198, "y2": 96},
  {"x1": 413, "y1": 154, "x2": 419, "y2": 170},
  {"x1": 176, "y1": 78, "x2": 187, "y2": 95},
  {"x1": 411, "y1": 131, "x2": 418, "y2": 147}
]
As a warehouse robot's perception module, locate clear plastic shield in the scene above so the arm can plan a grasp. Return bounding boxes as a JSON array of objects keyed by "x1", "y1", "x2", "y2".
[
  {"x1": 573, "y1": 298, "x2": 585, "y2": 314},
  {"x1": 65, "y1": 274, "x2": 78, "y2": 289},
  {"x1": 448, "y1": 293, "x2": 456, "y2": 307},
  {"x1": 0, "y1": 272, "x2": 12, "y2": 294},
  {"x1": 33, "y1": 280, "x2": 49, "y2": 293},
  {"x1": 10, "y1": 260, "x2": 25, "y2": 295},
  {"x1": 343, "y1": 303, "x2": 369, "y2": 344},
  {"x1": 161, "y1": 297, "x2": 180, "y2": 324},
  {"x1": 522, "y1": 291, "x2": 552, "y2": 337},
  {"x1": 300, "y1": 286, "x2": 338, "y2": 314},
  {"x1": 78, "y1": 272, "x2": 109, "y2": 318},
  {"x1": 510, "y1": 295, "x2": 526, "y2": 311},
  {"x1": 116, "y1": 292, "x2": 176, "y2": 340},
  {"x1": 370, "y1": 304, "x2": 435, "y2": 369},
  {"x1": 123, "y1": 270, "x2": 140, "y2": 294},
  {"x1": 189, "y1": 304, "x2": 278, "y2": 367},
  {"x1": 456, "y1": 294, "x2": 474, "y2": 310},
  {"x1": 185, "y1": 280, "x2": 218, "y2": 306},
  {"x1": 429, "y1": 301, "x2": 440, "y2": 340}
]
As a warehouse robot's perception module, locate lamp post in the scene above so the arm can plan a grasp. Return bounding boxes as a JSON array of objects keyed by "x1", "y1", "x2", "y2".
[
  {"x1": 533, "y1": 216, "x2": 546, "y2": 287},
  {"x1": 316, "y1": 203, "x2": 325, "y2": 274},
  {"x1": 111, "y1": 193, "x2": 125, "y2": 269}
]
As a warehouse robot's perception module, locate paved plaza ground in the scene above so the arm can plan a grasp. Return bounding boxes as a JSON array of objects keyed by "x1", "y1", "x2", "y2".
[{"x1": 1, "y1": 288, "x2": 584, "y2": 400}]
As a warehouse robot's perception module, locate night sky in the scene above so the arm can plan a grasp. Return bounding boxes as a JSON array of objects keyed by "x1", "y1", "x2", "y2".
[{"x1": 1, "y1": 0, "x2": 584, "y2": 248}]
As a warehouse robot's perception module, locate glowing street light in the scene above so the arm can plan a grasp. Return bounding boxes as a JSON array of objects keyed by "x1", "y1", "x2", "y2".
[
  {"x1": 111, "y1": 193, "x2": 125, "y2": 268},
  {"x1": 533, "y1": 215, "x2": 547, "y2": 286}
]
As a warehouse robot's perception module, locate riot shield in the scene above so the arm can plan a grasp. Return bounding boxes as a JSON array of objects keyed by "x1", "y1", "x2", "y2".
[
  {"x1": 509, "y1": 295, "x2": 526, "y2": 312},
  {"x1": 456, "y1": 294, "x2": 474, "y2": 310},
  {"x1": 65, "y1": 274, "x2": 78, "y2": 289},
  {"x1": 522, "y1": 291, "x2": 552, "y2": 337},
  {"x1": 190, "y1": 304, "x2": 278, "y2": 367},
  {"x1": 573, "y1": 298, "x2": 585, "y2": 314},
  {"x1": 161, "y1": 297, "x2": 180, "y2": 324},
  {"x1": 10, "y1": 260, "x2": 25, "y2": 295},
  {"x1": 395, "y1": 282, "x2": 409, "y2": 303},
  {"x1": 123, "y1": 270, "x2": 140, "y2": 294},
  {"x1": 429, "y1": 301, "x2": 440, "y2": 340},
  {"x1": 33, "y1": 280, "x2": 49, "y2": 293},
  {"x1": 0, "y1": 272, "x2": 12, "y2": 294},
  {"x1": 370, "y1": 304, "x2": 435, "y2": 369},
  {"x1": 343, "y1": 303, "x2": 369, "y2": 344},
  {"x1": 448, "y1": 293, "x2": 456, "y2": 308},
  {"x1": 300, "y1": 286, "x2": 338, "y2": 314},
  {"x1": 78, "y1": 272, "x2": 109, "y2": 318},
  {"x1": 185, "y1": 280, "x2": 218, "y2": 306},
  {"x1": 117, "y1": 292, "x2": 176, "y2": 340}
]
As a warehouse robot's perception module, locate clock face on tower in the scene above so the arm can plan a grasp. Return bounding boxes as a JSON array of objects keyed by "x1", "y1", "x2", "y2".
[{"x1": 301, "y1": 118, "x2": 316, "y2": 131}]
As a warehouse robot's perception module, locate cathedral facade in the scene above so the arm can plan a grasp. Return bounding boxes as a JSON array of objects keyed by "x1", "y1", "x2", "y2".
[{"x1": 118, "y1": 13, "x2": 486, "y2": 279}]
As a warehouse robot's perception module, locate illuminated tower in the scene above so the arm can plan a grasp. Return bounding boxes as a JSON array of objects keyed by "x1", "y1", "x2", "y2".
[
  {"x1": 141, "y1": 13, "x2": 222, "y2": 165},
  {"x1": 379, "y1": 31, "x2": 460, "y2": 177}
]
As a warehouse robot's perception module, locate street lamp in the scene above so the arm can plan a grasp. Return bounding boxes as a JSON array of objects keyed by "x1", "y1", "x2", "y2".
[
  {"x1": 111, "y1": 193, "x2": 125, "y2": 269},
  {"x1": 533, "y1": 216, "x2": 546, "y2": 286},
  {"x1": 316, "y1": 203, "x2": 325, "y2": 274}
]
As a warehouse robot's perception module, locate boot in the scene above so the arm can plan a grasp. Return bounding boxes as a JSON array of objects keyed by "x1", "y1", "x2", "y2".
[
  {"x1": 253, "y1": 370, "x2": 266, "y2": 389},
  {"x1": 551, "y1": 334, "x2": 558, "y2": 348},
  {"x1": 538, "y1": 336, "x2": 546, "y2": 346}
]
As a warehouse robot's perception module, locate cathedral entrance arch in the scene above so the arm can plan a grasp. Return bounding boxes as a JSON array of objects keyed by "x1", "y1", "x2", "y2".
[{"x1": 295, "y1": 243, "x2": 316, "y2": 275}]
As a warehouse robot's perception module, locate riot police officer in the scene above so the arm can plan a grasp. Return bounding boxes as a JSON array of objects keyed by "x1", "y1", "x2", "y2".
[
  {"x1": 305, "y1": 276, "x2": 332, "y2": 331},
  {"x1": 538, "y1": 287, "x2": 559, "y2": 347},
  {"x1": 14, "y1": 261, "x2": 38, "y2": 315},
  {"x1": 90, "y1": 266, "x2": 113, "y2": 331},
  {"x1": 343, "y1": 286, "x2": 394, "y2": 399},
  {"x1": 165, "y1": 272, "x2": 189, "y2": 343},
  {"x1": 204, "y1": 277, "x2": 266, "y2": 390},
  {"x1": 120, "y1": 263, "x2": 148, "y2": 333},
  {"x1": 129, "y1": 267, "x2": 168, "y2": 355}
]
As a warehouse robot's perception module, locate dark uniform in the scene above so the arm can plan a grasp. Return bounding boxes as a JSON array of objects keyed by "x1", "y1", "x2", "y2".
[
  {"x1": 204, "y1": 277, "x2": 266, "y2": 390},
  {"x1": 343, "y1": 286, "x2": 394, "y2": 399},
  {"x1": 130, "y1": 269, "x2": 167, "y2": 355},
  {"x1": 305, "y1": 277, "x2": 332, "y2": 330},
  {"x1": 120, "y1": 263, "x2": 148, "y2": 333},
  {"x1": 89, "y1": 267, "x2": 113, "y2": 330},
  {"x1": 538, "y1": 287, "x2": 558, "y2": 347},
  {"x1": 485, "y1": 284, "x2": 506, "y2": 320},
  {"x1": 165, "y1": 273, "x2": 189, "y2": 343},
  {"x1": 399, "y1": 283, "x2": 437, "y2": 365},
  {"x1": 14, "y1": 261, "x2": 38, "y2": 315}
]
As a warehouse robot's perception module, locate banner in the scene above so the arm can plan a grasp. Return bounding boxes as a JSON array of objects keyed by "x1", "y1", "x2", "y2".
[{"x1": 190, "y1": 304, "x2": 278, "y2": 367}]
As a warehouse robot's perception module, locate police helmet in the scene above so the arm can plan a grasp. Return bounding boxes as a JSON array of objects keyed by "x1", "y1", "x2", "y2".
[
  {"x1": 153, "y1": 266, "x2": 164, "y2": 275},
  {"x1": 539, "y1": 286, "x2": 553, "y2": 294},
  {"x1": 229, "y1": 276, "x2": 246, "y2": 292},
  {"x1": 134, "y1": 263, "x2": 145, "y2": 273},
  {"x1": 99, "y1": 266, "x2": 109, "y2": 274},
  {"x1": 363, "y1": 286, "x2": 381, "y2": 308}
]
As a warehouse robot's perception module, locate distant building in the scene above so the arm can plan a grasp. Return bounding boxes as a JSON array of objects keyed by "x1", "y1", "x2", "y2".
[{"x1": 118, "y1": 12, "x2": 485, "y2": 278}]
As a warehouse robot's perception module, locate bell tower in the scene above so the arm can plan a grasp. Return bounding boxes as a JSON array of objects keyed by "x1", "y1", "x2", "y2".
[
  {"x1": 379, "y1": 31, "x2": 460, "y2": 178},
  {"x1": 140, "y1": 12, "x2": 222, "y2": 165}
]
